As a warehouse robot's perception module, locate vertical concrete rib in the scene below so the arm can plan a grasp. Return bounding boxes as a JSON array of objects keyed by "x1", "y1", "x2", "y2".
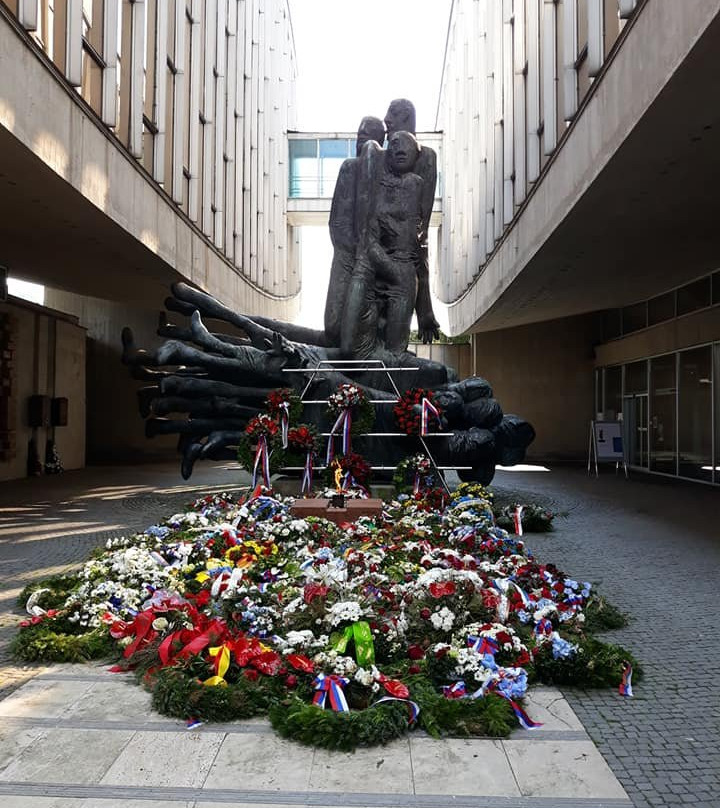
[
  {"x1": 188, "y1": 0, "x2": 202, "y2": 222},
  {"x1": 502, "y1": 0, "x2": 514, "y2": 226},
  {"x1": 541, "y1": 0, "x2": 557, "y2": 154},
  {"x1": 526, "y1": 0, "x2": 541, "y2": 183},
  {"x1": 513, "y1": 0, "x2": 526, "y2": 208},
  {"x1": 128, "y1": 0, "x2": 146, "y2": 157},
  {"x1": 153, "y1": 0, "x2": 169, "y2": 184},
  {"x1": 171, "y1": 0, "x2": 187, "y2": 204},
  {"x1": 102, "y1": 0, "x2": 120, "y2": 128},
  {"x1": 213, "y1": 0, "x2": 227, "y2": 249}
]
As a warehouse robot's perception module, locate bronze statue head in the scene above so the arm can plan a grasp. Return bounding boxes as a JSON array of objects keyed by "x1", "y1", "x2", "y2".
[
  {"x1": 386, "y1": 131, "x2": 420, "y2": 175},
  {"x1": 384, "y1": 99, "x2": 417, "y2": 138},
  {"x1": 356, "y1": 116, "x2": 385, "y2": 156}
]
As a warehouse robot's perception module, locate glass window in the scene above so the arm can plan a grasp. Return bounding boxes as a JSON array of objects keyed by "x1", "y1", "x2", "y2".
[
  {"x1": 622, "y1": 302, "x2": 647, "y2": 334},
  {"x1": 650, "y1": 354, "x2": 676, "y2": 474},
  {"x1": 318, "y1": 140, "x2": 349, "y2": 197},
  {"x1": 678, "y1": 346, "x2": 713, "y2": 481},
  {"x1": 712, "y1": 271, "x2": 720, "y2": 306},
  {"x1": 319, "y1": 139, "x2": 349, "y2": 159},
  {"x1": 289, "y1": 139, "x2": 318, "y2": 197},
  {"x1": 625, "y1": 360, "x2": 647, "y2": 394},
  {"x1": 677, "y1": 276, "x2": 711, "y2": 316},
  {"x1": 648, "y1": 291, "x2": 675, "y2": 326},
  {"x1": 604, "y1": 366, "x2": 622, "y2": 420}
]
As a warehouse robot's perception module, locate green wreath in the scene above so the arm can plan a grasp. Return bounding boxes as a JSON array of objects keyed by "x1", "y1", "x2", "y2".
[
  {"x1": 327, "y1": 384, "x2": 375, "y2": 437},
  {"x1": 269, "y1": 697, "x2": 410, "y2": 750},
  {"x1": 393, "y1": 454, "x2": 436, "y2": 495},
  {"x1": 265, "y1": 388, "x2": 303, "y2": 426}
]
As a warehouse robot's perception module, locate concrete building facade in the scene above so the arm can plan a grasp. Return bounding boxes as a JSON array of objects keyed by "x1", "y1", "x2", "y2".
[
  {"x1": 436, "y1": 0, "x2": 720, "y2": 484},
  {"x1": 0, "y1": 0, "x2": 299, "y2": 472}
]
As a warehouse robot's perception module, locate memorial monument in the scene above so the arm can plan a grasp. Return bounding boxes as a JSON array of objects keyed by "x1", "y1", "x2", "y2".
[{"x1": 121, "y1": 100, "x2": 535, "y2": 483}]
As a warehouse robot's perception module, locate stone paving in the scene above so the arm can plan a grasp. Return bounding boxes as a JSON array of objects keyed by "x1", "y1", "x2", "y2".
[
  {"x1": 0, "y1": 461, "x2": 716, "y2": 807},
  {"x1": 491, "y1": 467, "x2": 720, "y2": 808}
]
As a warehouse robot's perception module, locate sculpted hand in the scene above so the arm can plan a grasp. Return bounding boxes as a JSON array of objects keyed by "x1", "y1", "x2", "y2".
[{"x1": 418, "y1": 314, "x2": 441, "y2": 345}]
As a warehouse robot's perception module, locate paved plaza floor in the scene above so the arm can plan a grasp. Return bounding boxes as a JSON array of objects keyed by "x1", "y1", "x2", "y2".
[{"x1": 0, "y1": 461, "x2": 716, "y2": 808}]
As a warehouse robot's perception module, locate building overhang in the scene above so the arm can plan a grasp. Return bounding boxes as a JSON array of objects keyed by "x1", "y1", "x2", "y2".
[{"x1": 446, "y1": 0, "x2": 720, "y2": 334}]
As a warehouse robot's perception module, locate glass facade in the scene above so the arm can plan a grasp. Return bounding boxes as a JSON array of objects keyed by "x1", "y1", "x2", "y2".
[
  {"x1": 597, "y1": 342, "x2": 720, "y2": 484},
  {"x1": 288, "y1": 138, "x2": 356, "y2": 198}
]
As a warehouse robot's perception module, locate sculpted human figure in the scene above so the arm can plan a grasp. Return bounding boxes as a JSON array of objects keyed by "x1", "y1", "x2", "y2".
[
  {"x1": 341, "y1": 131, "x2": 425, "y2": 358},
  {"x1": 324, "y1": 116, "x2": 385, "y2": 346},
  {"x1": 384, "y1": 99, "x2": 440, "y2": 344}
]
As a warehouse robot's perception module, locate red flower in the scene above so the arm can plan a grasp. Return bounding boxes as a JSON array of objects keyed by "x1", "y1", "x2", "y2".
[
  {"x1": 420, "y1": 608, "x2": 432, "y2": 620},
  {"x1": 408, "y1": 664, "x2": 422, "y2": 675},
  {"x1": 243, "y1": 668, "x2": 259, "y2": 681},
  {"x1": 304, "y1": 583, "x2": 329, "y2": 604},
  {"x1": 429, "y1": 581, "x2": 456, "y2": 598},
  {"x1": 285, "y1": 674, "x2": 298, "y2": 688},
  {"x1": 287, "y1": 653, "x2": 315, "y2": 673},
  {"x1": 496, "y1": 631, "x2": 512, "y2": 646},
  {"x1": 407, "y1": 644, "x2": 425, "y2": 660}
]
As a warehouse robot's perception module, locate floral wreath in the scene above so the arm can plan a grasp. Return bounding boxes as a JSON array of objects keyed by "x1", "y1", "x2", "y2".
[
  {"x1": 392, "y1": 453, "x2": 437, "y2": 495},
  {"x1": 265, "y1": 388, "x2": 303, "y2": 427},
  {"x1": 236, "y1": 414, "x2": 286, "y2": 480},
  {"x1": 327, "y1": 384, "x2": 375, "y2": 437},
  {"x1": 393, "y1": 389, "x2": 442, "y2": 435}
]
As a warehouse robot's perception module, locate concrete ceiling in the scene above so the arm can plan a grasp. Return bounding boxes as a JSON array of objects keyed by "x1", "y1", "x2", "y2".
[{"x1": 0, "y1": 128, "x2": 184, "y2": 305}]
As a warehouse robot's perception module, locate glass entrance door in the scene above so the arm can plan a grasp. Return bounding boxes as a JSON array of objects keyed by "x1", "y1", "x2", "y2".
[{"x1": 624, "y1": 394, "x2": 649, "y2": 469}]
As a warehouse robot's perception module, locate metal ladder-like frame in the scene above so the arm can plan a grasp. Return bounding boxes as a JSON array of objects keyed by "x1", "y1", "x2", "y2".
[{"x1": 282, "y1": 359, "x2": 470, "y2": 494}]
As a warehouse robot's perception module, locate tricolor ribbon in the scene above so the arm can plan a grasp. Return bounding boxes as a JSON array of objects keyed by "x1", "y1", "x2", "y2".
[
  {"x1": 442, "y1": 681, "x2": 467, "y2": 699},
  {"x1": 326, "y1": 409, "x2": 351, "y2": 465},
  {"x1": 252, "y1": 435, "x2": 271, "y2": 488},
  {"x1": 487, "y1": 681, "x2": 543, "y2": 730},
  {"x1": 371, "y1": 696, "x2": 420, "y2": 725},
  {"x1": 467, "y1": 635, "x2": 499, "y2": 656},
  {"x1": 413, "y1": 471, "x2": 421, "y2": 495},
  {"x1": 301, "y1": 451, "x2": 313, "y2": 496},
  {"x1": 513, "y1": 505, "x2": 524, "y2": 536},
  {"x1": 534, "y1": 618, "x2": 553, "y2": 637},
  {"x1": 420, "y1": 397, "x2": 441, "y2": 436},
  {"x1": 279, "y1": 402, "x2": 290, "y2": 448},
  {"x1": 619, "y1": 661, "x2": 633, "y2": 697},
  {"x1": 312, "y1": 674, "x2": 349, "y2": 712}
]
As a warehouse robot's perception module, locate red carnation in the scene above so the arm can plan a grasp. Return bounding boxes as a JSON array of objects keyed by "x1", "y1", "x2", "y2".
[{"x1": 408, "y1": 644, "x2": 425, "y2": 660}]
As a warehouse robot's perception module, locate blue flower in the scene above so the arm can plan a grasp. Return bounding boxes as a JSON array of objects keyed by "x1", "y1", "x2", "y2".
[{"x1": 551, "y1": 635, "x2": 577, "y2": 660}]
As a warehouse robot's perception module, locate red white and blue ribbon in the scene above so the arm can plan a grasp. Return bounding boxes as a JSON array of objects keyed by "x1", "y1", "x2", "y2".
[
  {"x1": 312, "y1": 673, "x2": 349, "y2": 712},
  {"x1": 420, "y1": 397, "x2": 441, "y2": 436},
  {"x1": 487, "y1": 681, "x2": 543, "y2": 730},
  {"x1": 619, "y1": 661, "x2": 633, "y2": 697},
  {"x1": 279, "y1": 402, "x2": 290, "y2": 449},
  {"x1": 370, "y1": 696, "x2": 420, "y2": 724},
  {"x1": 467, "y1": 635, "x2": 499, "y2": 656},
  {"x1": 252, "y1": 435, "x2": 271, "y2": 488},
  {"x1": 326, "y1": 408, "x2": 352, "y2": 465},
  {"x1": 513, "y1": 505, "x2": 524, "y2": 536},
  {"x1": 301, "y1": 451, "x2": 313, "y2": 495},
  {"x1": 442, "y1": 681, "x2": 467, "y2": 699},
  {"x1": 186, "y1": 717, "x2": 203, "y2": 729}
]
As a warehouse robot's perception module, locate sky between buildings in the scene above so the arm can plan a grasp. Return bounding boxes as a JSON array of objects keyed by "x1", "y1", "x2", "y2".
[{"x1": 289, "y1": 0, "x2": 452, "y2": 325}]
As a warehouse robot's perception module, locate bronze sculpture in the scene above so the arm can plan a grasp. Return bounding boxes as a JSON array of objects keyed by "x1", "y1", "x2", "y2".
[{"x1": 121, "y1": 100, "x2": 535, "y2": 481}]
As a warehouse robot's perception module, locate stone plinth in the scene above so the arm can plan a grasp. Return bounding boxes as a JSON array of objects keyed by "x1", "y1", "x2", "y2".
[{"x1": 290, "y1": 498, "x2": 384, "y2": 525}]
